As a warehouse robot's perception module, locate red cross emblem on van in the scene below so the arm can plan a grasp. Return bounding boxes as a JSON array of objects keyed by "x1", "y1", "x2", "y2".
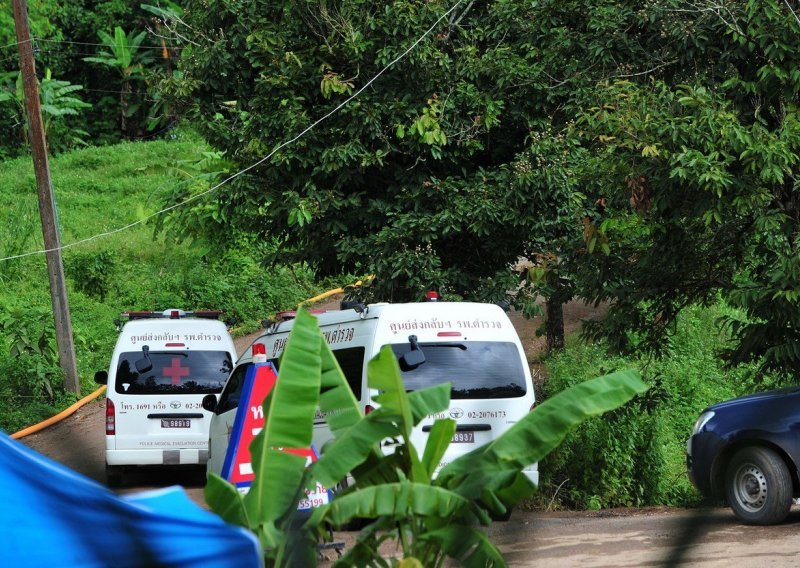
[{"x1": 163, "y1": 357, "x2": 190, "y2": 385}]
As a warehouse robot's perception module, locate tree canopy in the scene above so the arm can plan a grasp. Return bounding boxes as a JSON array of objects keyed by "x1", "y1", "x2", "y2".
[
  {"x1": 169, "y1": 0, "x2": 800, "y2": 376},
  {"x1": 167, "y1": 0, "x2": 631, "y2": 302}
]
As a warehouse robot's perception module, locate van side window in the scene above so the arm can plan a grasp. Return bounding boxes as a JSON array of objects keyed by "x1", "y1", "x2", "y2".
[
  {"x1": 332, "y1": 347, "x2": 364, "y2": 400},
  {"x1": 216, "y1": 363, "x2": 251, "y2": 414}
]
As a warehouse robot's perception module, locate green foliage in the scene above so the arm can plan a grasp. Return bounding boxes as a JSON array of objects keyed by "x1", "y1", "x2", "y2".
[
  {"x1": 152, "y1": 149, "x2": 237, "y2": 249},
  {"x1": 207, "y1": 308, "x2": 646, "y2": 566},
  {"x1": 541, "y1": 302, "x2": 775, "y2": 509},
  {"x1": 83, "y1": 26, "x2": 156, "y2": 136},
  {"x1": 165, "y1": 0, "x2": 602, "y2": 304},
  {"x1": 567, "y1": 1, "x2": 800, "y2": 377},
  {"x1": 65, "y1": 250, "x2": 116, "y2": 301},
  {"x1": 167, "y1": 0, "x2": 800, "y2": 378},
  {"x1": 0, "y1": 305, "x2": 62, "y2": 400},
  {"x1": 0, "y1": 69, "x2": 91, "y2": 154},
  {"x1": 0, "y1": 199, "x2": 38, "y2": 283}
]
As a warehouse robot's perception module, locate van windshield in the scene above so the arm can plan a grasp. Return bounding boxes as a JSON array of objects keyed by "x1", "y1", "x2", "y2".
[
  {"x1": 390, "y1": 341, "x2": 527, "y2": 399},
  {"x1": 114, "y1": 351, "x2": 233, "y2": 395}
]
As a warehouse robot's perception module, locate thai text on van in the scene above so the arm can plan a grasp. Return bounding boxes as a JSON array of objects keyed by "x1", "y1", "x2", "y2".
[
  {"x1": 388, "y1": 318, "x2": 505, "y2": 335},
  {"x1": 271, "y1": 326, "x2": 356, "y2": 357},
  {"x1": 129, "y1": 332, "x2": 224, "y2": 345}
]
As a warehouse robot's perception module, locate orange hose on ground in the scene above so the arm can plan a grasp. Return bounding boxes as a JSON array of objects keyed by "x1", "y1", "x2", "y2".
[{"x1": 11, "y1": 385, "x2": 106, "y2": 440}]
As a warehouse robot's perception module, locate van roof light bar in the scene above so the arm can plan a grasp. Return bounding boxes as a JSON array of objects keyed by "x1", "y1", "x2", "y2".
[
  {"x1": 275, "y1": 309, "x2": 326, "y2": 322},
  {"x1": 121, "y1": 309, "x2": 224, "y2": 321}
]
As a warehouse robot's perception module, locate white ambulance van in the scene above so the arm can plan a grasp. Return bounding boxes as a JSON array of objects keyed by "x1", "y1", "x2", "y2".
[
  {"x1": 95, "y1": 309, "x2": 237, "y2": 486},
  {"x1": 206, "y1": 299, "x2": 538, "y2": 486}
]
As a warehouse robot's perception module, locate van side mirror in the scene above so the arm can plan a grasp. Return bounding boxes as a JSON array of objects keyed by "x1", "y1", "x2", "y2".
[
  {"x1": 94, "y1": 370, "x2": 108, "y2": 385},
  {"x1": 202, "y1": 394, "x2": 218, "y2": 412},
  {"x1": 135, "y1": 345, "x2": 153, "y2": 373},
  {"x1": 399, "y1": 335, "x2": 426, "y2": 371}
]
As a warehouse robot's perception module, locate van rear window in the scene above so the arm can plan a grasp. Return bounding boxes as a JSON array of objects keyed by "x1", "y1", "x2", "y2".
[
  {"x1": 390, "y1": 341, "x2": 527, "y2": 399},
  {"x1": 114, "y1": 351, "x2": 233, "y2": 395}
]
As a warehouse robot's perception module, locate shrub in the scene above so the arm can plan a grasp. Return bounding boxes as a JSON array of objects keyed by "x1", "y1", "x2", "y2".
[
  {"x1": 540, "y1": 302, "x2": 770, "y2": 509},
  {"x1": 0, "y1": 305, "x2": 63, "y2": 401},
  {"x1": 65, "y1": 250, "x2": 116, "y2": 301}
]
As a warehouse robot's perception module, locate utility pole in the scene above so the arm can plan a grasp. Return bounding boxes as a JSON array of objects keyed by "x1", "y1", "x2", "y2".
[{"x1": 12, "y1": 0, "x2": 80, "y2": 393}]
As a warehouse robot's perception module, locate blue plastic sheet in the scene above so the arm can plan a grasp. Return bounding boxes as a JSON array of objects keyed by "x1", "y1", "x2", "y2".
[{"x1": 0, "y1": 432, "x2": 262, "y2": 567}]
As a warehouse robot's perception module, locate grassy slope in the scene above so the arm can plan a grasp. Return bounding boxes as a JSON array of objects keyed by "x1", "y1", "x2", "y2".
[{"x1": 0, "y1": 132, "x2": 319, "y2": 431}]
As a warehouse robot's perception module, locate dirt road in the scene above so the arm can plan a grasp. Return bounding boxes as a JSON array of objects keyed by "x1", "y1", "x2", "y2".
[
  {"x1": 17, "y1": 301, "x2": 800, "y2": 565},
  {"x1": 20, "y1": 400, "x2": 800, "y2": 567}
]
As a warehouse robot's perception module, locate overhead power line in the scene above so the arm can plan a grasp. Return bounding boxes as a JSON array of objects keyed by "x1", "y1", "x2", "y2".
[
  {"x1": 33, "y1": 37, "x2": 183, "y2": 50},
  {"x1": 0, "y1": 37, "x2": 32, "y2": 50}
]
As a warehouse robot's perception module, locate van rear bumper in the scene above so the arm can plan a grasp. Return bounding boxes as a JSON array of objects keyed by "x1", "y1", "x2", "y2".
[{"x1": 106, "y1": 448, "x2": 208, "y2": 466}]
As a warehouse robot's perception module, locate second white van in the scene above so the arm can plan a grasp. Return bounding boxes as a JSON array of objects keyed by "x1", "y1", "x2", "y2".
[{"x1": 207, "y1": 299, "x2": 538, "y2": 486}]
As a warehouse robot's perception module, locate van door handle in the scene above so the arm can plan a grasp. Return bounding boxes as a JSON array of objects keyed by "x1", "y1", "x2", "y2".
[
  {"x1": 147, "y1": 413, "x2": 204, "y2": 419},
  {"x1": 422, "y1": 424, "x2": 491, "y2": 432}
]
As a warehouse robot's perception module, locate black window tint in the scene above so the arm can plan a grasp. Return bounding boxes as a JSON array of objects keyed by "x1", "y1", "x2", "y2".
[
  {"x1": 389, "y1": 341, "x2": 526, "y2": 399},
  {"x1": 115, "y1": 350, "x2": 232, "y2": 395},
  {"x1": 333, "y1": 347, "x2": 364, "y2": 400},
  {"x1": 216, "y1": 363, "x2": 251, "y2": 414}
]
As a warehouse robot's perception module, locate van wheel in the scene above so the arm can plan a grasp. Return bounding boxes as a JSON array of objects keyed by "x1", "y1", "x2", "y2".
[
  {"x1": 106, "y1": 464, "x2": 124, "y2": 488},
  {"x1": 725, "y1": 446, "x2": 792, "y2": 525}
]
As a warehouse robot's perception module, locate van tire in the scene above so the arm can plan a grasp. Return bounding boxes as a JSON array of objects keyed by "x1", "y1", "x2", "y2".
[
  {"x1": 491, "y1": 508, "x2": 512, "y2": 522},
  {"x1": 106, "y1": 464, "x2": 124, "y2": 488}
]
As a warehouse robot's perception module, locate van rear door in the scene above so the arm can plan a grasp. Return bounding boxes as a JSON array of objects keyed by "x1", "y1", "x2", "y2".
[
  {"x1": 111, "y1": 349, "x2": 233, "y2": 457},
  {"x1": 389, "y1": 340, "x2": 532, "y2": 470}
]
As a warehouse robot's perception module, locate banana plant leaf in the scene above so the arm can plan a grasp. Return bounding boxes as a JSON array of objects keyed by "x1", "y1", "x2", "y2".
[
  {"x1": 332, "y1": 519, "x2": 395, "y2": 568},
  {"x1": 244, "y1": 308, "x2": 323, "y2": 524},
  {"x1": 420, "y1": 525, "x2": 506, "y2": 568},
  {"x1": 113, "y1": 27, "x2": 132, "y2": 68},
  {"x1": 368, "y1": 346, "x2": 416, "y2": 439},
  {"x1": 318, "y1": 341, "x2": 363, "y2": 438},
  {"x1": 420, "y1": 418, "x2": 456, "y2": 479},
  {"x1": 438, "y1": 369, "x2": 647, "y2": 499},
  {"x1": 204, "y1": 472, "x2": 250, "y2": 528},
  {"x1": 312, "y1": 348, "x2": 450, "y2": 489},
  {"x1": 308, "y1": 480, "x2": 484, "y2": 528},
  {"x1": 203, "y1": 307, "x2": 330, "y2": 557}
]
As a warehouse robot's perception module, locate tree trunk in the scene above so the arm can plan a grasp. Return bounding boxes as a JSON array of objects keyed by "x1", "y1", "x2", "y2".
[
  {"x1": 545, "y1": 296, "x2": 565, "y2": 352},
  {"x1": 120, "y1": 80, "x2": 130, "y2": 135}
]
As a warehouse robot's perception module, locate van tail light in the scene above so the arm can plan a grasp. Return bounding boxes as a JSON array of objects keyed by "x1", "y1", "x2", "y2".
[
  {"x1": 106, "y1": 399, "x2": 116, "y2": 435},
  {"x1": 365, "y1": 405, "x2": 375, "y2": 415},
  {"x1": 426, "y1": 291, "x2": 439, "y2": 301}
]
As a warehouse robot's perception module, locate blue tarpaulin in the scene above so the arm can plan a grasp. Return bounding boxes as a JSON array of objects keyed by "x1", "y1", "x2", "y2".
[{"x1": 0, "y1": 432, "x2": 262, "y2": 567}]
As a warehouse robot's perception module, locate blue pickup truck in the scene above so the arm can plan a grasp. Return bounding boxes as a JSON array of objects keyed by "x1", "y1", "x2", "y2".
[{"x1": 687, "y1": 387, "x2": 800, "y2": 525}]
